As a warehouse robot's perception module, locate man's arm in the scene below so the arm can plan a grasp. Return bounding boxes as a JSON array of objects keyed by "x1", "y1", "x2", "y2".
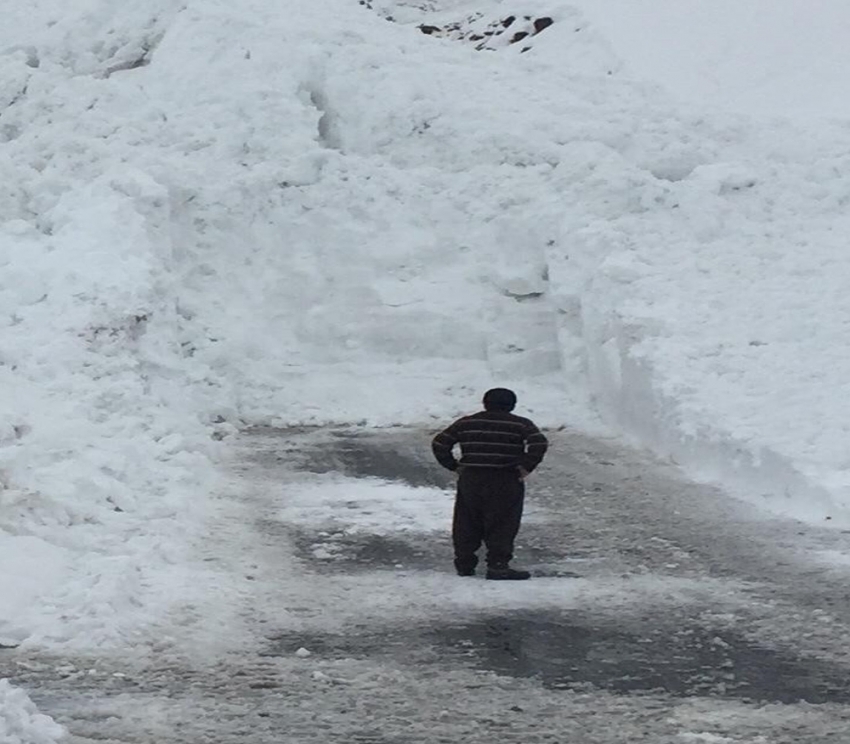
[
  {"x1": 521, "y1": 421, "x2": 548, "y2": 474},
  {"x1": 431, "y1": 423, "x2": 460, "y2": 471}
]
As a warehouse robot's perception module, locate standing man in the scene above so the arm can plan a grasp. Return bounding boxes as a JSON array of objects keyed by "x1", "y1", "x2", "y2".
[{"x1": 431, "y1": 388, "x2": 548, "y2": 580}]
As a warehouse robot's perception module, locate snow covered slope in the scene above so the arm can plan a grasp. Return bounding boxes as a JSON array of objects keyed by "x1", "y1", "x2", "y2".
[
  {"x1": 3, "y1": 0, "x2": 850, "y2": 649},
  {"x1": 567, "y1": 0, "x2": 850, "y2": 120}
]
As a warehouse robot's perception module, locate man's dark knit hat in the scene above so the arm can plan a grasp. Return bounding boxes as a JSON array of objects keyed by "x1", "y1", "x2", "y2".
[{"x1": 483, "y1": 387, "x2": 517, "y2": 412}]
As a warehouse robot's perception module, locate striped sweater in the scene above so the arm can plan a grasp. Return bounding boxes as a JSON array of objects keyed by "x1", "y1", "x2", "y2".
[{"x1": 431, "y1": 410, "x2": 549, "y2": 473}]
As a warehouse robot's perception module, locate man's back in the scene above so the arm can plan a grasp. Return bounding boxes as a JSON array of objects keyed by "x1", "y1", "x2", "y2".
[
  {"x1": 432, "y1": 409, "x2": 548, "y2": 473},
  {"x1": 430, "y1": 388, "x2": 548, "y2": 580}
]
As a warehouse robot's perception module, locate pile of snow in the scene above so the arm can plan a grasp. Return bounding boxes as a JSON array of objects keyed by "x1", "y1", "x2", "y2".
[
  {"x1": 6, "y1": 0, "x2": 850, "y2": 653},
  {"x1": 0, "y1": 0, "x2": 239, "y2": 648},
  {"x1": 0, "y1": 680, "x2": 66, "y2": 744}
]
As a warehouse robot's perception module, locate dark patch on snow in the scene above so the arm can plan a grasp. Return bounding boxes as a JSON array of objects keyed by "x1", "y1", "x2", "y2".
[
  {"x1": 440, "y1": 613, "x2": 850, "y2": 704},
  {"x1": 268, "y1": 609, "x2": 850, "y2": 705},
  {"x1": 291, "y1": 528, "x2": 434, "y2": 571},
  {"x1": 534, "y1": 17, "x2": 554, "y2": 34},
  {"x1": 294, "y1": 430, "x2": 449, "y2": 488},
  {"x1": 365, "y1": 3, "x2": 556, "y2": 53}
]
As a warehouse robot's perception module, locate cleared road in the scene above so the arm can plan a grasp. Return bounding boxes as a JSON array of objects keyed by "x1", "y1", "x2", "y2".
[{"x1": 4, "y1": 426, "x2": 850, "y2": 743}]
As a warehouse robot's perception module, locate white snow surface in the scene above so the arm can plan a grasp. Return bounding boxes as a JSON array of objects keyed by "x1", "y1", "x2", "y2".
[
  {"x1": 566, "y1": 0, "x2": 850, "y2": 120},
  {"x1": 0, "y1": 680, "x2": 65, "y2": 744},
  {"x1": 2, "y1": 0, "x2": 850, "y2": 663}
]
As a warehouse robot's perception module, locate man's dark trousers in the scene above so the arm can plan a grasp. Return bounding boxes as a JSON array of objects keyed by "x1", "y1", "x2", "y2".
[{"x1": 453, "y1": 467, "x2": 525, "y2": 573}]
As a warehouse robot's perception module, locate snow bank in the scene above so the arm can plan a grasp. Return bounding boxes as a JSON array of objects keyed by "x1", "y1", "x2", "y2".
[
  {"x1": 571, "y1": 149, "x2": 850, "y2": 523},
  {"x1": 527, "y1": 7, "x2": 850, "y2": 523},
  {"x1": 0, "y1": 680, "x2": 66, "y2": 744},
  {"x1": 0, "y1": 1, "x2": 225, "y2": 648}
]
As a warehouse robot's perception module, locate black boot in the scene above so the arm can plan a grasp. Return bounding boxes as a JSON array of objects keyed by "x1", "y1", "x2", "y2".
[
  {"x1": 486, "y1": 564, "x2": 530, "y2": 581},
  {"x1": 454, "y1": 557, "x2": 477, "y2": 577}
]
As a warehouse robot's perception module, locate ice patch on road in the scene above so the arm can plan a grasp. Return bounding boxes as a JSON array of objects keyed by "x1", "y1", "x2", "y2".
[
  {"x1": 279, "y1": 476, "x2": 452, "y2": 535},
  {"x1": 807, "y1": 549, "x2": 850, "y2": 572},
  {"x1": 272, "y1": 565, "x2": 739, "y2": 633},
  {"x1": 248, "y1": 454, "x2": 743, "y2": 634}
]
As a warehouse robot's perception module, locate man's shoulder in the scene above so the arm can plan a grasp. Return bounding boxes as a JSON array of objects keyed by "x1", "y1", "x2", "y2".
[
  {"x1": 462, "y1": 411, "x2": 537, "y2": 428},
  {"x1": 450, "y1": 412, "x2": 487, "y2": 427},
  {"x1": 496, "y1": 411, "x2": 538, "y2": 427},
  {"x1": 440, "y1": 413, "x2": 480, "y2": 431}
]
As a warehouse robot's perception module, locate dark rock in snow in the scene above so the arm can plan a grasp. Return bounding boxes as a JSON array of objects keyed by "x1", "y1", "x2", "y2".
[{"x1": 533, "y1": 17, "x2": 554, "y2": 34}]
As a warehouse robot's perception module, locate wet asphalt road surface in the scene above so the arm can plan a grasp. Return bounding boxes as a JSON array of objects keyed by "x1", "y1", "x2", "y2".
[
  {"x1": 5, "y1": 426, "x2": 850, "y2": 743},
  {"x1": 271, "y1": 428, "x2": 850, "y2": 704}
]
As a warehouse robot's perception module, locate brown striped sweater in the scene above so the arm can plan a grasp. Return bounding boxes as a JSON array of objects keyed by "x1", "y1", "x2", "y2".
[{"x1": 431, "y1": 410, "x2": 549, "y2": 473}]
